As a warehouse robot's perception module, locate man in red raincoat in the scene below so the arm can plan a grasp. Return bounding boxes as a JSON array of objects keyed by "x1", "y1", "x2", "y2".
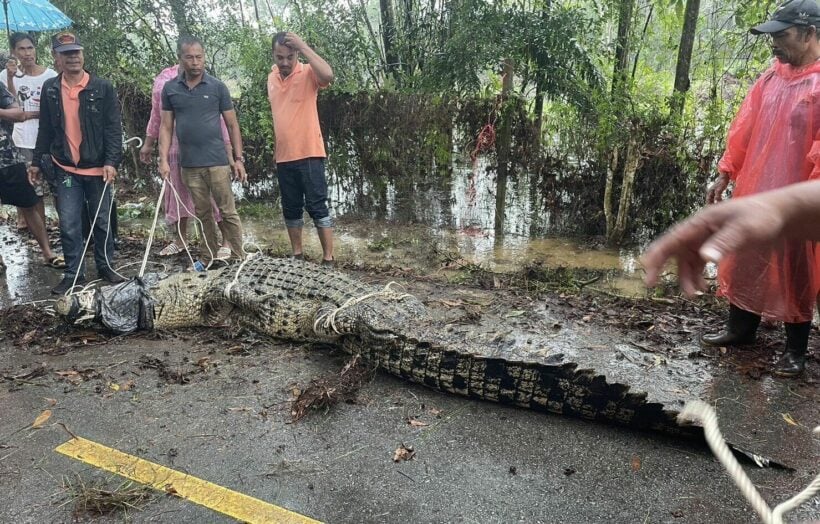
[{"x1": 702, "y1": 0, "x2": 820, "y2": 377}]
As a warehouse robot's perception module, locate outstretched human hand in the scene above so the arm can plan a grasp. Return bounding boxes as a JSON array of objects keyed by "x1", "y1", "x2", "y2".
[{"x1": 642, "y1": 195, "x2": 786, "y2": 295}]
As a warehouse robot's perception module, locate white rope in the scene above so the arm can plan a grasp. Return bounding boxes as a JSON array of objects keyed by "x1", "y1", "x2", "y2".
[
  {"x1": 223, "y1": 252, "x2": 256, "y2": 298},
  {"x1": 68, "y1": 180, "x2": 115, "y2": 294},
  {"x1": 163, "y1": 176, "x2": 216, "y2": 267},
  {"x1": 678, "y1": 400, "x2": 820, "y2": 524},
  {"x1": 138, "y1": 179, "x2": 167, "y2": 278},
  {"x1": 312, "y1": 282, "x2": 412, "y2": 335}
]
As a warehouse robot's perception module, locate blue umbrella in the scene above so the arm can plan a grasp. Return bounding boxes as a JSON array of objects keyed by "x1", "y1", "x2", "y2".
[{"x1": 1, "y1": 0, "x2": 72, "y2": 39}]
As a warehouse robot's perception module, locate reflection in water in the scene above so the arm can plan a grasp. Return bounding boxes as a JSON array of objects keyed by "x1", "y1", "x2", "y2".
[
  {"x1": 0, "y1": 154, "x2": 645, "y2": 309},
  {"x1": 236, "y1": 153, "x2": 644, "y2": 294},
  {"x1": 0, "y1": 220, "x2": 61, "y2": 308}
]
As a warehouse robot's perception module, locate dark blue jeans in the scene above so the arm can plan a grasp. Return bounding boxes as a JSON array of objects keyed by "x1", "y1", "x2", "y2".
[
  {"x1": 276, "y1": 158, "x2": 332, "y2": 228},
  {"x1": 54, "y1": 165, "x2": 115, "y2": 279}
]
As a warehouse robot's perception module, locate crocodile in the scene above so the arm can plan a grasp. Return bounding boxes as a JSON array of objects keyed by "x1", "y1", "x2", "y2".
[{"x1": 55, "y1": 255, "x2": 698, "y2": 437}]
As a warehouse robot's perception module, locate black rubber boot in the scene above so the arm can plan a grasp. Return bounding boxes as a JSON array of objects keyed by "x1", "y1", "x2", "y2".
[
  {"x1": 700, "y1": 304, "x2": 761, "y2": 347},
  {"x1": 773, "y1": 322, "x2": 810, "y2": 378}
]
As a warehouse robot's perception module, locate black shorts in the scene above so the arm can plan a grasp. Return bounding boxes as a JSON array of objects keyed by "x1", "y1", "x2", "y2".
[{"x1": 0, "y1": 163, "x2": 38, "y2": 208}]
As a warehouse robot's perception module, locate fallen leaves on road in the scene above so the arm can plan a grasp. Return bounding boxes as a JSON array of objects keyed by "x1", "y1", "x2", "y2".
[
  {"x1": 782, "y1": 413, "x2": 798, "y2": 426},
  {"x1": 32, "y1": 409, "x2": 52, "y2": 428},
  {"x1": 3, "y1": 363, "x2": 49, "y2": 382},
  {"x1": 55, "y1": 368, "x2": 101, "y2": 385},
  {"x1": 630, "y1": 455, "x2": 641, "y2": 472},
  {"x1": 406, "y1": 417, "x2": 428, "y2": 428},
  {"x1": 393, "y1": 443, "x2": 415, "y2": 462}
]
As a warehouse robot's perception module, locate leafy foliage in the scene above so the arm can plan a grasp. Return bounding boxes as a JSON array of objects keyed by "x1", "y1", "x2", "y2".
[{"x1": 32, "y1": 0, "x2": 784, "y2": 240}]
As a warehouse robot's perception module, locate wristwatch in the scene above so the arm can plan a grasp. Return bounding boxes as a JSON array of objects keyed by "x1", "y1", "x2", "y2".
[{"x1": 234, "y1": 154, "x2": 245, "y2": 163}]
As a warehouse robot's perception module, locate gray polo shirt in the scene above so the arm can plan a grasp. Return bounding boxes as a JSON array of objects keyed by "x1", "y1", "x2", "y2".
[{"x1": 161, "y1": 72, "x2": 233, "y2": 168}]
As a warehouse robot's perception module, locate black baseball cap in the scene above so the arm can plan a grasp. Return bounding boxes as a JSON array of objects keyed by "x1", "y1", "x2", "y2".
[
  {"x1": 750, "y1": 0, "x2": 820, "y2": 34},
  {"x1": 51, "y1": 31, "x2": 83, "y2": 53}
]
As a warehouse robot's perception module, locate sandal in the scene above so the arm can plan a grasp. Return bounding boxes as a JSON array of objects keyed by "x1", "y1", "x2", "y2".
[
  {"x1": 44, "y1": 255, "x2": 66, "y2": 269},
  {"x1": 216, "y1": 246, "x2": 232, "y2": 260},
  {"x1": 159, "y1": 242, "x2": 183, "y2": 256}
]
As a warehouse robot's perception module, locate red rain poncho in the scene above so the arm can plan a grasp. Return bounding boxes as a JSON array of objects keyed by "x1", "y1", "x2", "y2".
[{"x1": 716, "y1": 60, "x2": 820, "y2": 323}]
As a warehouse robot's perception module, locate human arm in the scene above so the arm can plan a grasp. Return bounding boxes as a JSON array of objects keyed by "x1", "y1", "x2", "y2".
[
  {"x1": 29, "y1": 79, "x2": 55, "y2": 183},
  {"x1": 220, "y1": 117, "x2": 234, "y2": 169},
  {"x1": 222, "y1": 109, "x2": 246, "y2": 183},
  {"x1": 141, "y1": 75, "x2": 164, "y2": 164},
  {"x1": 0, "y1": 103, "x2": 25, "y2": 122},
  {"x1": 4, "y1": 60, "x2": 17, "y2": 96},
  {"x1": 706, "y1": 72, "x2": 769, "y2": 204},
  {"x1": 642, "y1": 180, "x2": 820, "y2": 294},
  {"x1": 101, "y1": 80, "x2": 122, "y2": 183},
  {"x1": 0, "y1": 83, "x2": 23, "y2": 122},
  {"x1": 158, "y1": 110, "x2": 174, "y2": 180},
  {"x1": 281, "y1": 32, "x2": 333, "y2": 86}
]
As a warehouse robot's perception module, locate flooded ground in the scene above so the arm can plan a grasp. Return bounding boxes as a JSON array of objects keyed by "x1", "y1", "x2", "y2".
[{"x1": 0, "y1": 155, "x2": 652, "y2": 311}]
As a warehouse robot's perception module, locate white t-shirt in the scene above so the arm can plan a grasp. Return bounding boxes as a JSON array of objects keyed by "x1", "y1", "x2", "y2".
[{"x1": 0, "y1": 67, "x2": 57, "y2": 149}]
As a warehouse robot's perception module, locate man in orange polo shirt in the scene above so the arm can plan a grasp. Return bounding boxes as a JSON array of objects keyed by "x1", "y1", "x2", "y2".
[
  {"x1": 267, "y1": 32, "x2": 335, "y2": 265},
  {"x1": 29, "y1": 32, "x2": 123, "y2": 295}
]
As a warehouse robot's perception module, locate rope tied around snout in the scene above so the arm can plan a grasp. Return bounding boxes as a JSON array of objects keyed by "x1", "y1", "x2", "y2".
[{"x1": 313, "y1": 282, "x2": 413, "y2": 336}]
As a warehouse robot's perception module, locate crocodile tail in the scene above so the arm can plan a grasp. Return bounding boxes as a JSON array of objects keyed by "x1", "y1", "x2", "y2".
[{"x1": 349, "y1": 336, "x2": 696, "y2": 437}]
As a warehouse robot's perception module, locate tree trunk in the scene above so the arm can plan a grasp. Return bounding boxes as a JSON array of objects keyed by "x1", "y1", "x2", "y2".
[
  {"x1": 611, "y1": 0, "x2": 635, "y2": 97},
  {"x1": 604, "y1": 0, "x2": 636, "y2": 244},
  {"x1": 379, "y1": 0, "x2": 401, "y2": 85},
  {"x1": 494, "y1": 59, "x2": 515, "y2": 237},
  {"x1": 670, "y1": 0, "x2": 702, "y2": 116},
  {"x1": 251, "y1": 0, "x2": 261, "y2": 23},
  {"x1": 608, "y1": 136, "x2": 642, "y2": 245},
  {"x1": 603, "y1": 147, "x2": 619, "y2": 237},
  {"x1": 533, "y1": 80, "x2": 545, "y2": 153},
  {"x1": 169, "y1": 0, "x2": 192, "y2": 36}
]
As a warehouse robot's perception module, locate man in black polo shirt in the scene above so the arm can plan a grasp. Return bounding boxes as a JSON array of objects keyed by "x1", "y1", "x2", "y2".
[{"x1": 159, "y1": 36, "x2": 245, "y2": 267}]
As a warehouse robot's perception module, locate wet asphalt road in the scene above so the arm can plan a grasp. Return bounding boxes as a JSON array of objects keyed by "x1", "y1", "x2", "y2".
[
  {"x1": 0, "y1": 219, "x2": 818, "y2": 523},
  {"x1": 2, "y1": 325, "x2": 819, "y2": 523}
]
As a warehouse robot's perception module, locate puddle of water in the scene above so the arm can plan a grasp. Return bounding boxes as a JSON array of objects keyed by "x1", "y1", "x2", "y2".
[
  {"x1": 0, "y1": 153, "x2": 649, "y2": 308},
  {"x1": 0, "y1": 219, "x2": 61, "y2": 308},
  {"x1": 234, "y1": 155, "x2": 646, "y2": 292}
]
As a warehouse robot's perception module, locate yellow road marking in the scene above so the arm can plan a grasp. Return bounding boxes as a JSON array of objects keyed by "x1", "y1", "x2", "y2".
[{"x1": 56, "y1": 437, "x2": 321, "y2": 524}]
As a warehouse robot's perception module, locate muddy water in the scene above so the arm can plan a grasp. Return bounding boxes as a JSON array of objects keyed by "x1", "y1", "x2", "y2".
[
  {"x1": 241, "y1": 157, "x2": 646, "y2": 294},
  {"x1": 0, "y1": 214, "x2": 62, "y2": 308},
  {"x1": 0, "y1": 157, "x2": 646, "y2": 308}
]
